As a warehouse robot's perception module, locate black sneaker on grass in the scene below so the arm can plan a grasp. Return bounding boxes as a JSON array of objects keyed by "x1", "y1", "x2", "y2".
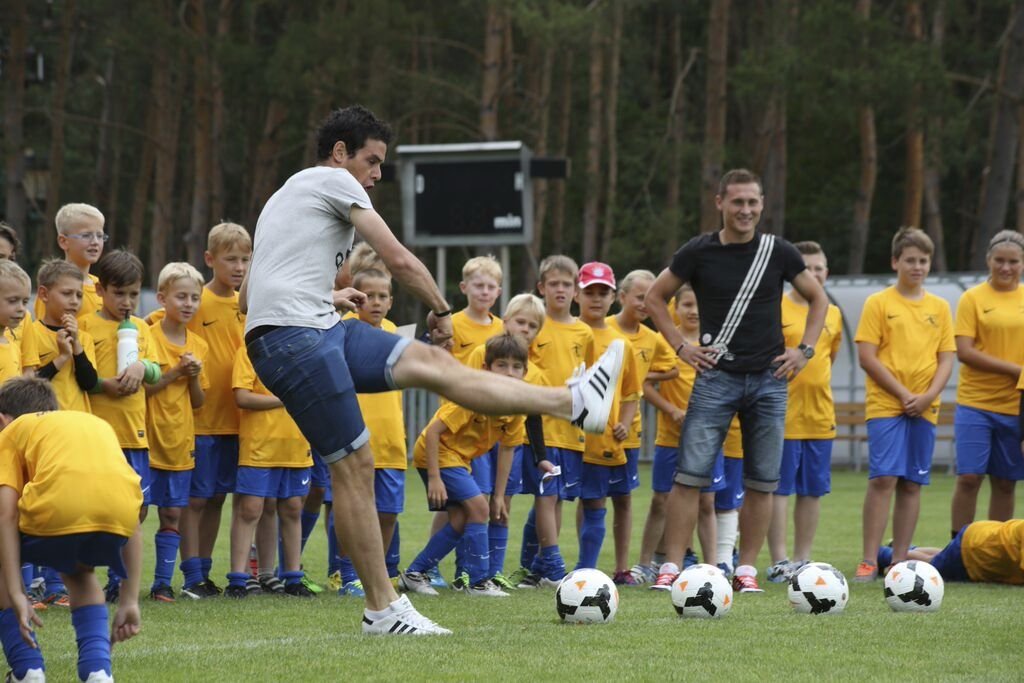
[
  {"x1": 284, "y1": 581, "x2": 316, "y2": 598},
  {"x1": 149, "y1": 585, "x2": 176, "y2": 603},
  {"x1": 224, "y1": 584, "x2": 248, "y2": 599}
]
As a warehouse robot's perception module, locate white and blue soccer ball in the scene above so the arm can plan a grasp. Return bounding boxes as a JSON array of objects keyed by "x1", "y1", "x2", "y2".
[
  {"x1": 671, "y1": 563, "x2": 732, "y2": 618},
  {"x1": 555, "y1": 569, "x2": 619, "y2": 624},
  {"x1": 884, "y1": 560, "x2": 944, "y2": 613},
  {"x1": 787, "y1": 562, "x2": 849, "y2": 615}
]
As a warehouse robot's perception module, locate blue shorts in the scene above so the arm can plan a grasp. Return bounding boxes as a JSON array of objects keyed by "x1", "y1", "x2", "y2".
[
  {"x1": 124, "y1": 448, "x2": 151, "y2": 507},
  {"x1": 471, "y1": 446, "x2": 495, "y2": 496},
  {"x1": 520, "y1": 445, "x2": 574, "y2": 498},
  {"x1": 776, "y1": 439, "x2": 833, "y2": 497},
  {"x1": 150, "y1": 468, "x2": 192, "y2": 508},
  {"x1": 652, "y1": 446, "x2": 726, "y2": 494},
  {"x1": 374, "y1": 468, "x2": 405, "y2": 514},
  {"x1": 674, "y1": 367, "x2": 787, "y2": 492},
  {"x1": 558, "y1": 449, "x2": 584, "y2": 501},
  {"x1": 715, "y1": 457, "x2": 746, "y2": 511},
  {"x1": 580, "y1": 462, "x2": 631, "y2": 500},
  {"x1": 489, "y1": 445, "x2": 523, "y2": 496},
  {"x1": 247, "y1": 321, "x2": 412, "y2": 465},
  {"x1": 954, "y1": 405, "x2": 1024, "y2": 480},
  {"x1": 624, "y1": 448, "x2": 641, "y2": 491},
  {"x1": 235, "y1": 466, "x2": 311, "y2": 499},
  {"x1": 21, "y1": 532, "x2": 128, "y2": 577},
  {"x1": 417, "y1": 467, "x2": 483, "y2": 511},
  {"x1": 311, "y1": 449, "x2": 332, "y2": 504},
  {"x1": 191, "y1": 435, "x2": 239, "y2": 498},
  {"x1": 867, "y1": 416, "x2": 936, "y2": 484},
  {"x1": 930, "y1": 525, "x2": 970, "y2": 582}
]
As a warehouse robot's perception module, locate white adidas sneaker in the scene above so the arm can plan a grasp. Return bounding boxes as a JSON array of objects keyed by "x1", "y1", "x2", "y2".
[
  {"x1": 362, "y1": 595, "x2": 452, "y2": 636},
  {"x1": 568, "y1": 339, "x2": 625, "y2": 434}
]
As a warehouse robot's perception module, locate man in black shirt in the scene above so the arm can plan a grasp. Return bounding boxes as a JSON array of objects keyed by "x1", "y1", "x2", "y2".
[{"x1": 645, "y1": 169, "x2": 828, "y2": 593}]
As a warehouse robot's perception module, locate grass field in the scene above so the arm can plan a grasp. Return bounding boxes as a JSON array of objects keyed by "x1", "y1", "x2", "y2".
[{"x1": 30, "y1": 468, "x2": 1024, "y2": 682}]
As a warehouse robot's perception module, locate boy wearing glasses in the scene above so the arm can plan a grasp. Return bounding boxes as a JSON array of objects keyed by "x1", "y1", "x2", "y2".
[{"x1": 34, "y1": 203, "x2": 107, "y2": 321}]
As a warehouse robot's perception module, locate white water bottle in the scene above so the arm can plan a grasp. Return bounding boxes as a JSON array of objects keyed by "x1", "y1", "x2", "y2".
[{"x1": 116, "y1": 314, "x2": 139, "y2": 373}]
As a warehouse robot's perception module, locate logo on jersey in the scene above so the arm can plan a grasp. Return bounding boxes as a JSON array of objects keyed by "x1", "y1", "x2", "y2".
[
  {"x1": 336, "y1": 246, "x2": 354, "y2": 271},
  {"x1": 923, "y1": 314, "x2": 937, "y2": 327}
]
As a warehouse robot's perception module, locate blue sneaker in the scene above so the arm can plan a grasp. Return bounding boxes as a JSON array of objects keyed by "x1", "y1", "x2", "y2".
[
  {"x1": 427, "y1": 566, "x2": 448, "y2": 589},
  {"x1": 682, "y1": 548, "x2": 699, "y2": 569},
  {"x1": 765, "y1": 559, "x2": 791, "y2": 583},
  {"x1": 717, "y1": 562, "x2": 733, "y2": 578},
  {"x1": 339, "y1": 580, "x2": 365, "y2": 597}
]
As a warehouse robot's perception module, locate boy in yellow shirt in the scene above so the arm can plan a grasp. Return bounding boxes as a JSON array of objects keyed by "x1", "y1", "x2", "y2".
[
  {"x1": 80, "y1": 250, "x2": 162, "y2": 601},
  {"x1": 766, "y1": 241, "x2": 843, "y2": 581},
  {"x1": 399, "y1": 334, "x2": 530, "y2": 598},
  {"x1": 574, "y1": 263, "x2": 642, "y2": 574},
  {"x1": 33, "y1": 260, "x2": 98, "y2": 413},
  {"x1": 33, "y1": 203, "x2": 106, "y2": 322},
  {"x1": 0, "y1": 261, "x2": 31, "y2": 384},
  {"x1": 0, "y1": 230, "x2": 38, "y2": 377},
  {"x1": 145, "y1": 264, "x2": 209, "y2": 602},
  {"x1": 0, "y1": 378, "x2": 143, "y2": 683},
  {"x1": 225, "y1": 346, "x2": 314, "y2": 598},
  {"x1": 451, "y1": 255, "x2": 504, "y2": 364},
  {"x1": 854, "y1": 227, "x2": 955, "y2": 581}
]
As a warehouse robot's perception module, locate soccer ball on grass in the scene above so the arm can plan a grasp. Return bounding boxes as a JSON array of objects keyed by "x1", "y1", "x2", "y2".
[
  {"x1": 670, "y1": 563, "x2": 732, "y2": 618},
  {"x1": 787, "y1": 562, "x2": 848, "y2": 615},
  {"x1": 555, "y1": 569, "x2": 618, "y2": 624},
  {"x1": 884, "y1": 560, "x2": 944, "y2": 613}
]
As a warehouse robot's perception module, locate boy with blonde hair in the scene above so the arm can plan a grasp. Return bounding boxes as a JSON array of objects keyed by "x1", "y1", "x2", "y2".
[
  {"x1": 0, "y1": 261, "x2": 31, "y2": 383},
  {"x1": 0, "y1": 231, "x2": 39, "y2": 378},
  {"x1": 34, "y1": 203, "x2": 106, "y2": 321},
  {"x1": 33, "y1": 260, "x2": 98, "y2": 413},
  {"x1": 854, "y1": 227, "x2": 955, "y2": 581},
  {"x1": 452, "y1": 255, "x2": 503, "y2": 363},
  {"x1": 145, "y1": 263, "x2": 209, "y2": 602}
]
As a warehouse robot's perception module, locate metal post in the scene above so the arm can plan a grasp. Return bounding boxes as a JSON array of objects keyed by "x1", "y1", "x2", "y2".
[
  {"x1": 499, "y1": 245, "x2": 511, "y2": 313},
  {"x1": 436, "y1": 246, "x2": 446, "y2": 300}
]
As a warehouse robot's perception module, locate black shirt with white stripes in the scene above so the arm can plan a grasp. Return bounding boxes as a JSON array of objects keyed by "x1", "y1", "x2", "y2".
[{"x1": 669, "y1": 231, "x2": 806, "y2": 373}]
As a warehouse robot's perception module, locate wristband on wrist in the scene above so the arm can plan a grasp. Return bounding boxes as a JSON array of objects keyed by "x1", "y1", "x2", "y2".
[
  {"x1": 674, "y1": 341, "x2": 686, "y2": 355},
  {"x1": 434, "y1": 309, "x2": 452, "y2": 318}
]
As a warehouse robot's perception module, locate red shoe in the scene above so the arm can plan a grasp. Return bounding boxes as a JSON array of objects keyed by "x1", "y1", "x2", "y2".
[
  {"x1": 731, "y1": 573, "x2": 764, "y2": 593},
  {"x1": 612, "y1": 570, "x2": 639, "y2": 586},
  {"x1": 650, "y1": 563, "x2": 679, "y2": 592},
  {"x1": 853, "y1": 561, "x2": 878, "y2": 583}
]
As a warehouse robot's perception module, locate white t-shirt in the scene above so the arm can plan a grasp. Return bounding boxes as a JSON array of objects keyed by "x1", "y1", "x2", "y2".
[{"x1": 245, "y1": 166, "x2": 372, "y2": 333}]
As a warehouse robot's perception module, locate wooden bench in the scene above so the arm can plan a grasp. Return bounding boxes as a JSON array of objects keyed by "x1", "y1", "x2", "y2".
[{"x1": 834, "y1": 401, "x2": 957, "y2": 472}]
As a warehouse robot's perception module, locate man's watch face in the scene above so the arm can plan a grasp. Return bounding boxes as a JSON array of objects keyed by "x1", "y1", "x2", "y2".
[{"x1": 800, "y1": 344, "x2": 815, "y2": 359}]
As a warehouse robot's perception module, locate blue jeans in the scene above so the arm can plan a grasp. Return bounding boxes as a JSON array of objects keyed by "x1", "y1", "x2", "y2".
[{"x1": 673, "y1": 367, "x2": 788, "y2": 492}]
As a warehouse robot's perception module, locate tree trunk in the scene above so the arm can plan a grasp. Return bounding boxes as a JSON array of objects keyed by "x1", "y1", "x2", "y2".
[
  {"x1": 550, "y1": 51, "x2": 574, "y2": 255},
  {"x1": 210, "y1": 0, "x2": 233, "y2": 225},
  {"x1": 479, "y1": 2, "x2": 504, "y2": 141},
  {"x1": 666, "y1": 11, "x2": 684, "y2": 222},
  {"x1": 582, "y1": 19, "x2": 605, "y2": 262},
  {"x1": 2, "y1": 0, "x2": 28, "y2": 246},
  {"x1": 923, "y1": 0, "x2": 948, "y2": 271},
  {"x1": 245, "y1": 100, "x2": 289, "y2": 228},
  {"x1": 973, "y1": 1, "x2": 1024, "y2": 267},
  {"x1": 150, "y1": 33, "x2": 185, "y2": 284},
  {"x1": 902, "y1": 1, "x2": 925, "y2": 231},
  {"x1": 187, "y1": 0, "x2": 213, "y2": 266},
  {"x1": 40, "y1": 0, "x2": 76, "y2": 259},
  {"x1": 92, "y1": 52, "x2": 116, "y2": 239},
  {"x1": 529, "y1": 45, "x2": 555, "y2": 283},
  {"x1": 1017, "y1": 104, "x2": 1024, "y2": 232},
  {"x1": 599, "y1": 0, "x2": 623, "y2": 263},
  {"x1": 699, "y1": 0, "x2": 730, "y2": 234},
  {"x1": 128, "y1": 87, "x2": 158, "y2": 255},
  {"x1": 849, "y1": 0, "x2": 876, "y2": 274}
]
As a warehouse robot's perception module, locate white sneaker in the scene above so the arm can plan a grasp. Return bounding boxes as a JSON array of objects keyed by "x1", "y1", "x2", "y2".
[
  {"x1": 8, "y1": 669, "x2": 46, "y2": 683},
  {"x1": 467, "y1": 580, "x2": 509, "y2": 597},
  {"x1": 568, "y1": 339, "x2": 625, "y2": 434},
  {"x1": 398, "y1": 571, "x2": 439, "y2": 596},
  {"x1": 362, "y1": 595, "x2": 452, "y2": 635},
  {"x1": 84, "y1": 672, "x2": 113, "y2": 683}
]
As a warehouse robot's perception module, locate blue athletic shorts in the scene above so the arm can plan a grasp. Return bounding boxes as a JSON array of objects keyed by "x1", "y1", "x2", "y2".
[
  {"x1": 559, "y1": 449, "x2": 584, "y2": 501},
  {"x1": 715, "y1": 457, "x2": 746, "y2": 511},
  {"x1": 235, "y1": 466, "x2": 311, "y2": 499},
  {"x1": 191, "y1": 435, "x2": 239, "y2": 498},
  {"x1": 930, "y1": 525, "x2": 970, "y2": 582},
  {"x1": 247, "y1": 321, "x2": 412, "y2": 465},
  {"x1": 311, "y1": 449, "x2": 332, "y2": 488},
  {"x1": 580, "y1": 462, "x2": 631, "y2": 500},
  {"x1": 776, "y1": 439, "x2": 833, "y2": 497},
  {"x1": 867, "y1": 416, "x2": 936, "y2": 484},
  {"x1": 21, "y1": 532, "x2": 128, "y2": 577},
  {"x1": 374, "y1": 468, "x2": 405, "y2": 514},
  {"x1": 471, "y1": 446, "x2": 495, "y2": 496},
  {"x1": 954, "y1": 405, "x2": 1024, "y2": 480},
  {"x1": 149, "y1": 468, "x2": 192, "y2": 508},
  {"x1": 417, "y1": 467, "x2": 483, "y2": 511},
  {"x1": 624, "y1": 448, "x2": 641, "y2": 491},
  {"x1": 488, "y1": 445, "x2": 523, "y2": 496},
  {"x1": 123, "y1": 448, "x2": 151, "y2": 507},
  {"x1": 652, "y1": 446, "x2": 726, "y2": 494},
  {"x1": 520, "y1": 445, "x2": 575, "y2": 498}
]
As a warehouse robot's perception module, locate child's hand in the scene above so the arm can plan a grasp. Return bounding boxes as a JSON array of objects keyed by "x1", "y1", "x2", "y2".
[
  {"x1": 490, "y1": 496, "x2": 508, "y2": 524},
  {"x1": 538, "y1": 459, "x2": 555, "y2": 475},
  {"x1": 61, "y1": 313, "x2": 79, "y2": 343},
  {"x1": 111, "y1": 602, "x2": 141, "y2": 644},
  {"x1": 427, "y1": 475, "x2": 447, "y2": 509},
  {"x1": 903, "y1": 394, "x2": 929, "y2": 417},
  {"x1": 178, "y1": 352, "x2": 202, "y2": 377},
  {"x1": 117, "y1": 361, "x2": 145, "y2": 394},
  {"x1": 101, "y1": 378, "x2": 122, "y2": 398},
  {"x1": 12, "y1": 593, "x2": 42, "y2": 647},
  {"x1": 55, "y1": 329, "x2": 74, "y2": 357},
  {"x1": 670, "y1": 407, "x2": 686, "y2": 425},
  {"x1": 612, "y1": 422, "x2": 628, "y2": 441}
]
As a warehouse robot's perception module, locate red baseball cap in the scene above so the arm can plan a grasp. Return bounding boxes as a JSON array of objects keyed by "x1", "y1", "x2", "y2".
[{"x1": 578, "y1": 262, "x2": 616, "y2": 290}]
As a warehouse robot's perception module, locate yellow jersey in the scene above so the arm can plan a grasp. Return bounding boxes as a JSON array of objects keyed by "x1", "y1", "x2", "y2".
[
  {"x1": 855, "y1": 287, "x2": 955, "y2": 425},
  {"x1": 33, "y1": 273, "x2": 100, "y2": 322},
  {"x1": 782, "y1": 295, "x2": 842, "y2": 439},
  {"x1": 961, "y1": 520, "x2": 1024, "y2": 585},
  {"x1": 0, "y1": 339, "x2": 20, "y2": 383},
  {"x1": 465, "y1": 342, "x2": 544, "y2": 387},
  {"x1": 0, "y1": 411, "x2": 142, "y2": 538},
  {"x1": 531, "y1": 317, "x2": 595, "y2": 451},
  {"x1": 451, "y1": 310, "x2": 502, "y2": 365},
  {"x1": 190, "y1": 288, "x2": 246, "y2": 435},
  {"x1": 80, "y1": 313, "x2": 158, "y2": 449},
  {"x1": 233, "y1": 348, "x2": 311, "y2": 468},
  {"x1": 146, "y1": 324, "x2": 210, "y2": 470},
  {"x1": 954, "y1": 282, "x2": 1024, "y2": 415},
  {"x1": 413, "y1": 401, "x2": 525, "y2": 471},
  {"x1": 583, "y1": 327, "x2": 642, "y2": 467},
  {"x1": 606, "y1": 316, "x2": 677, "y2": 448},
  {"x1": 5, "y1": 316, "x2": 39, "y2": 370},
  {"x1": 33, "y1": 320, "x2": 95, "y2": 412},
  {"x1": 354, "y1": 318, "x2": 407, "y2": 470}
]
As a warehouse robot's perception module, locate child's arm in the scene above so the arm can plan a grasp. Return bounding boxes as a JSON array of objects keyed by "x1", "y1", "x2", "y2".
[
  {"x1": 490, "y1": 444, "x2": 512, "y2": 524},
  {"x1": 612, "y1": 399, "x2": 639, "y2": 442},
  {"x1": 645, "y1": 368, "x2": 679, "y2": 383},
  {"x1": 642, "y1": 379, "x2": 685, "y2": 424},
  {"x1": 35, "y1": 329, "x2": 74, "y2": 379},
  {"x1": 423, "y1": 418, "x2": 449, "y2": 509},
  {"x1": 956, "y1": 337, "x2": 1022, "y2": 379},
  {"x1": 234, "y1": 388, "x2": 282, "y2": 411},
  {"x1": 112, "y1": 523, "x2": 142, "y2": 644},
  {"x1": 0, "y1": 487, "x2": 40, "y2": 647},
  {"x1": 524, "y1": 415, "x2": 554, "y2": 473},
  {"x1": 144, "y1": 355, "x2": 195, "y2": 396},
  {"x1": 857, "y1": 342, "x2": 912, "y2": 405},
  {"x1": 904, "y1": 351, "x2": 955, "y2": 418}
]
